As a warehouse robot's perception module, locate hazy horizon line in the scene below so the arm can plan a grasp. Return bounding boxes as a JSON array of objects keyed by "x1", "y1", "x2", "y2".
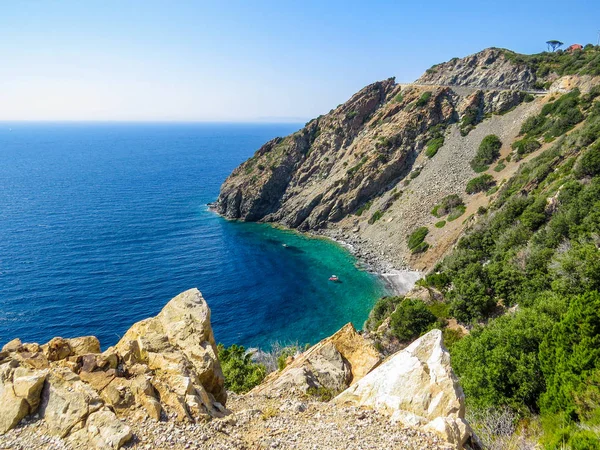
[{"x1": 0, "y1": 118, "x2": 308, "y2": 125}]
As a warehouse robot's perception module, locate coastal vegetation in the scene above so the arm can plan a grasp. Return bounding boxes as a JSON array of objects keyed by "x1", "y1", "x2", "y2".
[
  {"x1": 432, "y1": 194, "x2": 465, "y2": 220},
  {"x1": 470, "y1": 134, "x2": 502, "y2": 172},
  {"x1": 407, "y1": 226, "x2": 429, "y2": 253},
  {"x1": 466, "y1": 174, "x2": 495, "y2": 194},
  {"x1": 371, "y1": 88, "x2": 600, "y2": 447},
  {"x1": 217, "y1": 344, "x2": 267, "y2": 393}
]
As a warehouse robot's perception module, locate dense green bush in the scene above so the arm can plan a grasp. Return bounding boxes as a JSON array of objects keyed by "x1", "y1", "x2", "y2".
[
  {"x1": 466, "y1": 174, "x2": 496, "y2": 194},
  {"x1": 471, "y1": 135, "x2": 502, "y2": 171},
  {"x1": 574, "y1": 142, "x2": 600, "y2": 178},
  {"x1": 540, "y1": 292, "x2": 600, "y2": 419},
  {"x1": 407, "y1": 226, "x2": 429, "y2": 253},
  {"x1": 425, "y1": 136, "x2": 444, "y2": 158},
  {"x1": 217, "y1": 344, "x2": 267, "y2": 393},
  {"x1": 368, "y1": 210, "x2": 384, "y2": 224},
  {"x1": 448, "y1": 263, "x2": 496, "y2": 322},
  {"x1": 460, "y1": 107, "x2": 480, "y2": 136},
  {"x1": 365, "y1": 296, "x2": 403, "y2": 331},
  {"x1": 432, "y1": 194, "x2": 464, "y2": 217},
  {"x1": 520, "y1": 89, "x2": 584, "y2": 140},
  {"x1": 390, "y1": 298, "x2": 437, "y2": 342},
  {"x1": 415, "y1": 91, "x2": 432, "y2": 107},
  {"x1": 355, "y1": 200, "x2": 372, "y2": 216},
  {"x1": 512, "y1": 137, "x2": 542, "y2": 155},
  {"x1": 451, "y1": 302, "x2": 560, "y2": 410}
]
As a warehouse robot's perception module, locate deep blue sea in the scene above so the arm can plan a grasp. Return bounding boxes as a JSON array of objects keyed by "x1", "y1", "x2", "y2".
[{"x1": 0, "y1": 123, "x2": 386, "y2": 350}]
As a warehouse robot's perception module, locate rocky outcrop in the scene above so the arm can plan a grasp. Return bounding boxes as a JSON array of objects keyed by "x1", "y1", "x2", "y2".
[
  {"x1": 115, "y1": 288, "x2": 227, "y2": 417},
  {"x1": 252, "y1": 323, "x2": 381, "y2": 397},
  {"x1": 416, "y1": 48, "x2": 537, "y2": 90},
  {"x1": 0, "y1": 288, "x2": 226, "y2": 449},
  {"x1": 335, "y1": 329, "x2": 479, "y2": 449}
]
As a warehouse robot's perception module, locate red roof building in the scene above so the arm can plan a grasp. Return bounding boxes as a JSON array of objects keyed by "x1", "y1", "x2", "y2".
[{"x1": 567, "y1": 44, "x2": 584, "y2": 52}]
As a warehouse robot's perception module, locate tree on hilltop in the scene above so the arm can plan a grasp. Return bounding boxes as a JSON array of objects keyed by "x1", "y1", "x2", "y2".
[{"x1": 546, "y1": 40, "x2": 563, "y2": 52}]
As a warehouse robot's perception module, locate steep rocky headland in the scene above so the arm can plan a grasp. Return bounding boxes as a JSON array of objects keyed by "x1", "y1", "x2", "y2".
[{"x1": 214, "y1": 47, "x2": 598, "y2": 273}]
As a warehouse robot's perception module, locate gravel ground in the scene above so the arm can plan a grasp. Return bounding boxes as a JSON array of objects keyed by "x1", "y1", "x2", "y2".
[{"x1": 0, "y1": 394, "x2": 452, "y2": 450}]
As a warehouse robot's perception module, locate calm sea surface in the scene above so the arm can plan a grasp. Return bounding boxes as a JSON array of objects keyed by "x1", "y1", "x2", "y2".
[{"x1": 0, "y1": 123, "x2": 386, "y2": 349}]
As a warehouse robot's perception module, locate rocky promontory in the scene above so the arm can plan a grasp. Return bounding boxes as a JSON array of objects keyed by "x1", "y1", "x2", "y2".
[
  {"x1": 0, "y1": 289, "x2": 480, "y2": 449},
  {"x1": 214, "y1": 47, "x2": 555, "y2": 271}
]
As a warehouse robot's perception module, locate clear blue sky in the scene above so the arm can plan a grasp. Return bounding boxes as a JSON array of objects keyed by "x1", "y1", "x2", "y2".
[{"x1": 1, "y1": 0, "x2": 598, "y2": 122}]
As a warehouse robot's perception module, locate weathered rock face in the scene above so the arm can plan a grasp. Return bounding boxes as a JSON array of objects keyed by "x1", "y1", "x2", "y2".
[
  {"x1": 0, "y1": 362, "x2": 47, "y2": 434},
  {"x1": 115, "y1": 288, "x2": 226, "y2": 411},
  {"x1": 214, "y1": 48, "x2": 536, "y2": 271},
  {"x1": 252, "y1": 323, "x2": 381, "y2": 397},
  {"x1": 0, "y1": 288, "x2": 227, "y2": 449},
  {"x1": 416, "y1": 48, "x2": 537, "y2": 90},
  {"x1": 334, "y1": 329, "x2": 478, "y2": 449}
]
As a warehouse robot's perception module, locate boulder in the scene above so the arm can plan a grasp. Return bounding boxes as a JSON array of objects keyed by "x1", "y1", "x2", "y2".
[
  {"x1": 115, "y1": 288, "x2": 227, "y2": 418},
  {"x1": 252, "y1": 323, "x2": 381, "y2": 397},
  {"x1": 39, "y1": 368, "x2": 104, "y2": 438},
  {"x1": 69, "y1": 408, "x2": 131, "y2": 450},
  {"x1": 67, "y1": 336, "x2": 101, "y2": 356},
  {"x1": 2, "y1": 338, "x2": 22, "y2": 353},
  {"x1": 335, "y1": 329, "x2": 477, "y2": 449},
  {"x1": 0, "y1": 362, "x2": 47, "y2": 434}
]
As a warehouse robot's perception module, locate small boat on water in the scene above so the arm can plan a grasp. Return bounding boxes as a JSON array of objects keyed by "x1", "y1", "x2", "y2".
[
  {"x1": 282, "y1": 243, "x2": 288, "y2": 248},
  {"x1": 329, "y1": 275, "x2": 340, "y2": 282}
]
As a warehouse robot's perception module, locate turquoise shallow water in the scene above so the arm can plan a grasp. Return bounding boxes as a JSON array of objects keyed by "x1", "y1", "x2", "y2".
[{"x1": 0, "y1": 122, "x2": 387, "y2": 349}]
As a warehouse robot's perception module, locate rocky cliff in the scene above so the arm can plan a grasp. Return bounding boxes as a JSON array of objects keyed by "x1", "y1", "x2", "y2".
[
  {"x1": 0, "y1": 289, "x2": 480, "y2": 449},
  {"x1": 416, "y1": 47, "x2": 538, "y2": 90},
  {"x1": 215, "y1": 48, "x2": 555, "y2": 270}
]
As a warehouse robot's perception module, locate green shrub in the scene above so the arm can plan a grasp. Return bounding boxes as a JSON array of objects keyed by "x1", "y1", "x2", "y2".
[
  {"x1": 277, "y1": 346, "x2": 299, "y2": 370},
  {"x1": 466, "y1": 174, "x2": 496, "y2": 194},
  {"x1": 471, "y1": 135, "x2": 502, "y2": 171},
  {"x1": 460, "y1": 107, "x2": 480, "y2": 136},
  {"x1": 415, "y1": 91, "x2": 432, "y2": 107},
  {"x1": 512, "y1": 137, "x2": 542, "y2": 155},
  {"x1": 410, "y1": 168, "x2": 421, "y2": 179},
  {"x1": 217, "y1": 344, "x2": 267, "y2": 393},
  {"x1": 447, "y1": 205, "x2": 466, "y2": 221},
  {"x1": 306, "y1": 386, "x2": 337, "y2": 402},
  {"x1": 425, "y1": 137, "x2": 444, "y2": 158},
  {"x1": 393, "y1": 92, "x2": 403, "y2": 103},
  {"x1": 432, "y1": 194, "x2": 464, "y2": 217},
  {"x1": 435, "y1": 220, "x2": 446, "y2": 228},
  {"x1": 442, "y1": 328, "x2": 464, "y2": 350},
  {"x1": 390, "y1": 298, "x2": 437, "y2": 342},
  {"x1": 421, "y1": 272, "x2": 451, "y2": 291},
  {"x1": 355, "y1": 200, "x2": 372, "y2": 216},
  {"x1": 539, "y1": 291, "x2": 600, "y2": 418},
  {"x1": 494, "y1": 162, "x2": 506, "y2": 172},
  {"x1": 365, "y1": 296, "x2": 403, "y2": 331},
  {"x1": 451, "y1": 304, "x2": 559, "y2": 410},
  {"x1": 347, "y1": 156, "x2": 368, "y2": 176},
  {"x1": 346, "y1": 110, "x2": 358, "y2": 120},
  {"x1": 574, "y1": 142, "x2": 600, "y2": 178},
  {"x1": 448, "y1": 263, "x2": 496, "y2": 322},
  {"x1": 407, "y1": 227, "x2": 429, "y2": 252},
  {"x1": 369, "y1": 210, "x2": 384, "y2": 224}
]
